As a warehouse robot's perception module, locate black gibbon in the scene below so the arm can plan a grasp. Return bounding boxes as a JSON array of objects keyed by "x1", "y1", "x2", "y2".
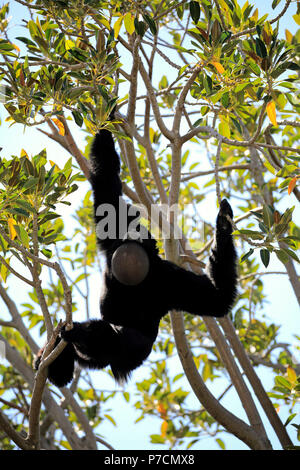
[{"x1": 34, "y1": 127, "x2": 237, "y2": 387}]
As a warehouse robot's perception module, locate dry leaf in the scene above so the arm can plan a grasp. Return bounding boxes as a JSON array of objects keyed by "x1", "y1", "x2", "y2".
[
  {"x1": 7, "y1": 218, "x2": 17, "y2": 240},
  {"x1": 52, "y1": 118, "x2": 65, "y2": 136},
  {"x1": 211, "y1": 61, "x2": 225, "y2": 74},
  {"x1": 161, "y1": 420, "x2": 168, "y2": 438},
  {"x1": 285, "y1": 29, "x2": 293, "y2": 43},
  {"x1": 288, "y1": 176, "x2": 297, "y2": 195},
  {"x1": 157, "y1": 402, "x2": 167, "y2": 419},
  {"x1": 266, "y1": 100, "x2": 277, "y2": 126}
]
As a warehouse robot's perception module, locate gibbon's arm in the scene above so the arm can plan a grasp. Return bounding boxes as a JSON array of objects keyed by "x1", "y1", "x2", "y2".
[
  {"x1": 89, "y1": 128, "x2": 123, "y2": 208},
  {"x1": 89, "y1": 129, "x2": 125, "y2": 252},
  {"x1": 159, "y1": 199, "x2": 237, "y2": 318},
  {"x1": 89, "y1": 128, "x2": 155, "y2": 252}
]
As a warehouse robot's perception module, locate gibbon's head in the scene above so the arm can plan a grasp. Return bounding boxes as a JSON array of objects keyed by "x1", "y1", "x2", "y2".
[{"x1": 111, "y1": 241, "x2": 150, "y2": 286}]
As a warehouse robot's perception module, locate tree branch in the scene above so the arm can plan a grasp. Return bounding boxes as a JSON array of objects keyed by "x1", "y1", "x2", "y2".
[
  {"x1": 0, "y1": 408, "x2": 32, "y2": 450},
  {"x1": 170, "y1": 310, "x2": 269, "y2": 450},
  {"x1": 219, "y1": 317, "x2": 293, "y2": 449},
  {"x1": 231, "y1": 0, "x2": 292, "y2": 39}
]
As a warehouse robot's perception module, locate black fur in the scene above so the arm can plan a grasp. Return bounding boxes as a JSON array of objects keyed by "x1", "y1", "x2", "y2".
[{"x1": 34, "y1": 129, "x2": 237, "y2": 387}]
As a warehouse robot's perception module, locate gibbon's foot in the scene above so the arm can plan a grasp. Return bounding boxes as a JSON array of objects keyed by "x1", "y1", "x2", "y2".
[
  {"x1": 217, "y1": 199, "x2": 234, "y2": 234},
  {"x1": 60, "y1": 322, "x2": 84, "y2": 344},
  {"x1": 33, "y1": 349, "x2": 43, "y2": 371}
]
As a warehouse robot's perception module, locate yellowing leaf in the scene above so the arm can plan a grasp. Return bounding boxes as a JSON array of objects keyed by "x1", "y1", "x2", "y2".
[
  {"x1": 124, "y1": 12, "x2": 135, "y2": 35},
  {"x1": 266, "y1": 101, "x2": 277, "y2": 126},
  {"x1": 285, "y1": 29, "x2": 293, "y2": 44},
  {"x1": 7, "y1": 218, "x2": 17, "y2": 240},
  {"x1": 52, "y1": 118, "x2": 65, "y2": 136},
  {"x1": 99, "y1": 17, "x2": 110, "y2": 30},
  {"x1": 0, "y1": 259, "x2": 9, "y2": 283},
  {"x1": 49, "y1": 160, "x2": 60, "y2": 173},
  {"x1": 65, "y1": 39, "x2": 75, "y2": 50},
  {"x1": 287, "y1": 366, "x2": 297, "y2": 385},
  {"x1": 211, "y1": 61, "x2": 225, "y2": 74},
  {"x1": 293, "y1": 14, "x2": 300, "y2": 25},
  {"x1": 13, "y1": 44, "x2": 20, "y2": 52},
  {"x1": 250, "y1": 8, "x2": 258, "y2": 22},
  {"x1": 262, "y1": 157, "x2": 277, "y2": 175},
  {"x1": 219, "y1": 120, "x2": 230, "y2": 138},
  {"x1": 113, "y1": 15, "x2": 124, "y2": 39},
  {"x1": 161, "y1": 420, "x2": 168, "y2": 438},
  {"x1": 288, "y1": 176, "x2": 297, "y2": 195},
  {"x1": 49, "y1": 160, "x2": 59, "y2": 168},
  {"x1": 217, "y1": 0, "x2": 229, "y2": 11},
  {"x1": 20, "y1": 149, "x2": 29, "y2": 158}
]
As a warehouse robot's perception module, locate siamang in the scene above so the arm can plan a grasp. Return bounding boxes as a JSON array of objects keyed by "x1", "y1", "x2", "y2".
[{"x1": 34, "y1": 126, "x2": 237, "y2": 387}]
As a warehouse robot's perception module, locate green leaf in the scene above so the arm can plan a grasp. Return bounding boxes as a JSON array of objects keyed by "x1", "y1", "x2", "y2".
[
  {"x1": 134, "y1": 18, "x2": 147, "y2": 37},
  {"x1": 230, "y1": 116, "x2": 242, "y2": 134},
  {"x1": 255, "y1": 38, "x2": 267, "y2": 58},
  {"x1": 150, "y1": 434, "x2": 165, "y2": 444},
  {"x1": 23, "y1": 177, "x2": 38, "y2": 191},
  {"x1": 72, "y1": 110, "x2": 83, "y2": 127},
  {"x1": 275, "y1": 375, "x2": 292, "y2": 390},
  {"x1": 41, "y1": 248, "x2": 52, "y2": 258},
  {"x1": 189, "y1": 1, "x2": 200, "y2": 24},
  {"x1": 247, "y1": 59, "x2": 261, "y2": 76},
  {"x1": 238, "y1": 229, "x2": 265, "y2": 240},
  {"x1": 16, "y1": 36, "x2": 37, "y2": 47},
  {"x1": 14, "y1": 225, "x2": 30, "y2": 248},
  {"x1": 104, "y1": 414, "x2": 116, "y2": 426},
  {"x1": 15, "y1": 199, "x2": 36, "y2": 213},
  {"x1": 142, "y1": 14, "x2": 157, "y2": 35},
  {"x1": 28, "y1": 20, "x2": 40, "y2": 39},
  {"x1": 284, "y1": 413, "x2": 297, "y2": 427},
  {"x1": 216, "y1": 438, "x2": 226, "y2": 450},
  {"x1": 280, "y1": 247, "x2": 300, "y2": 263},
  {"x1": 275, "y1": 249, "x2": 289, "y2": 264},
  {"x1": 75, "y1": 273, "x2": 89, "y2": 283},
  {"x1": 240, "y1": 248, "x2": 254, "y2": 263},
  {"x1": 221, "y1": 92, "x2": 230, "y2": 108},
  {"x1": 260, "y1": 249, "x2": 270, "y2": 268},
  {"x1": 262, "y1": 205, "x2": 274, "y2": 228},
  {"x1": 272, "y1": 0, "x2": 282, "y2": 9},
  {"x1": 280, "y1": 206, "x2": 294, "y2": 226}
]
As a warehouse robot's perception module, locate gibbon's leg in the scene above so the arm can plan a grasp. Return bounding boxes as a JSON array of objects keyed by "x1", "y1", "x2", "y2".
[
  {"x1": 160, "y1": 199, "x2": 237, "y2": 317},
  {"x1": 60, "y1": 320, "x2": 155, "y2": 382},
  {"x1": 34, "y1": 340, "x2": 76, "y2": 388}
]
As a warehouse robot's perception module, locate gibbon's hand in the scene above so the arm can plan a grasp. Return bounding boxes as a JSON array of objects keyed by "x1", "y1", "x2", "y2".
[{"x1": 216, "y1": 199, "x2": 234, "y2": 235}]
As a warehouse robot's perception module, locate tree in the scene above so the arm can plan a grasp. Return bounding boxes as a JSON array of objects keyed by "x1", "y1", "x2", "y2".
[{"x1": 0, "y1": 0, "x2": 299, "y2": 450}]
